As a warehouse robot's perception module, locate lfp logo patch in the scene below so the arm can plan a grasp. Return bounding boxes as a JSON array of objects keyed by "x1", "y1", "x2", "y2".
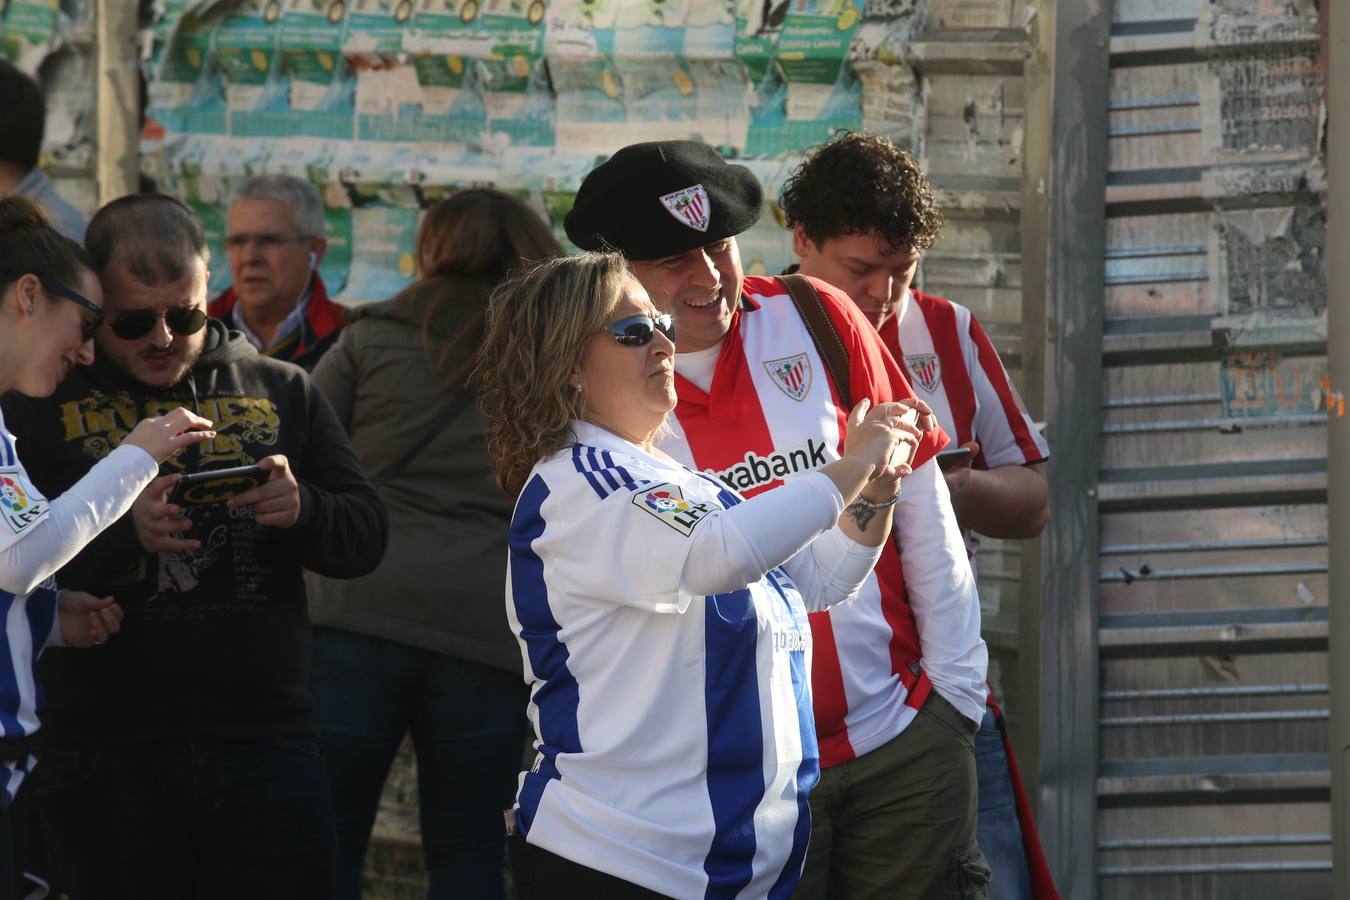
[
  {"x1": 906, "y1": 353, "x2": 942, "y2": 393},
  {"x1": 633, "y1": 482, "x2": 716, "y2": 536},
  {"x1": 0, "y1": 470, "x2": 48, "y2": 535},
  {"x1": 764, "y1": 353, "x2": 812, "y2": 402},
  {"x1": 659, "y1": 184, "x2": 710, "y2": 233}
]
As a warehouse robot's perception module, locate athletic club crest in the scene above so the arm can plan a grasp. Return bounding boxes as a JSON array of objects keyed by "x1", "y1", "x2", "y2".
[
  {"x1": 765, "y1": 353, "x2": 812, "y2": 401},
  {"x1": 659, "y1": 184, "x2": 710, "y2": 232},
  {"x1": 906, "y1": 353, "x2": 942, "y2": 393}
]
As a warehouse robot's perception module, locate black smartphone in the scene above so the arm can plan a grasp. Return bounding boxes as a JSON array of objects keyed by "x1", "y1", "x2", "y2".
[
  {"x1": 936, "y1": 447, "x2": 974, "y2": 470},
  {"x1": 170, "y1": 464, "x2": 269, "y2": 506}
]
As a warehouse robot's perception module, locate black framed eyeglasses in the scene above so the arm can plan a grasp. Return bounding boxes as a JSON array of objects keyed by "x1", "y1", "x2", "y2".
[
  {"x1": 1, "y1": 269, "x2": 105, "y2": 341},
  {"x1": 109, "y1": 306, "x2": 209, "y2": 341},
  {"x1": 601, "y1": 314, "x2": 675, "y2": 347}
]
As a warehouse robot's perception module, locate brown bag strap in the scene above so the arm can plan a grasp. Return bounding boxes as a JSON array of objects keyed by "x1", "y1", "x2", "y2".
[{"x1": 780, "y1": 274, "x2": 852, "y2": 410}]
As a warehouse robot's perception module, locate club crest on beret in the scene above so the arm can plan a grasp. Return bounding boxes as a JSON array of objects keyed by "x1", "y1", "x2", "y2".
[{"x1": 659, "y1": 184, "x2": 710, "y2": 233}]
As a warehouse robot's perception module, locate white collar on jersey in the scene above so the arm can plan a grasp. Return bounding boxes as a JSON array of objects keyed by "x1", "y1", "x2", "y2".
[
  {"x1": 894, "y1": 288, "x2": 913, "y2": 325},
  {"x1": 569, "y1": 419, "x2": 683, "y2": 471}
]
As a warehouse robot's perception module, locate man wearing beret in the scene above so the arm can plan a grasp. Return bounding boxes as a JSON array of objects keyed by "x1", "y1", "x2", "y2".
[{"x1": 566, "y1": 140, "x2": 992, "y2": 900}]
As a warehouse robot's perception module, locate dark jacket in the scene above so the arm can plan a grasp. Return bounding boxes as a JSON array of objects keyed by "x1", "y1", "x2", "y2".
[
  {"x1": 0, "y1": 320, "x2": 388, "y2": 743},
  {"x1": 306, "y1": 276, "x2": 520, "y2": 672},
  {"x1": 209, "y1": 273, "x2": 346, "y2": 372}
]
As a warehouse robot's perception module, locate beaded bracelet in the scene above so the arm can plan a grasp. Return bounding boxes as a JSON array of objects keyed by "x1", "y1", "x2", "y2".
[{"x1": 854, "y1": 488, "x2": 900, "y2": 510}]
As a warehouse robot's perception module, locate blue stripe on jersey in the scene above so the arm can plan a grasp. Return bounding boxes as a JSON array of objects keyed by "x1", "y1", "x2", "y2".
[
  {"x1": 768, "y1": 641, "x2": 818, "y2": 898},
  {"x1": 599, "y1": 451, "x2": 646, "y2": 492},
  {"x1": 26, "y1": 585, "x2": 55, "y2": 717},
  {"x1": 572, "y1": 444, "x2": 654, "y2": 498},
  {"x1": 0, "y1": 593, "x2": 23, "y2": 738},
  {"x1": 696, "y1": 472, "x2": 742, "y2": 510},
  {"x1": 572, "y1": 445, "x2": 608, "y2": 499},
  {"x1": 701, "y1": 588, "x2": 763, "y2": 899},
  {"x1": 0, "y1": 430, "x2": 14, "y2": 466},
  {"x1": 509, "y1": 475, "x2": 582, "y2": 836},
  {"x1": 759, "y1": 569, "x2": 817, "y2": 897},
  {"x1": 587, "y1": 448, "x2": 622, "y2": 492}
]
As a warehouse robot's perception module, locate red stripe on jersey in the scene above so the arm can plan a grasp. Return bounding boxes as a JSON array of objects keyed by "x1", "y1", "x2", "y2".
[
  {"x1": 967, "y1": 312, "x2": 1045, "y2": 462},
  {"x1": 874, "y1": 531, "x2": 926, "y2": 703},
  {"x1": 807, "y1": 278, "x2": 948, "y2": 467},
  {"x1": 805, "y1": 611, "x2": 855, "y2": 764},
  {"x1": 674, "y1": 313, "x2": 782, "y2": 498},
  {"x1": 914, "y1": 293, "x2": 980, "y2": 460},
  {"x1": 899, "y1": 663, "x2": 932, "y2": 710}
]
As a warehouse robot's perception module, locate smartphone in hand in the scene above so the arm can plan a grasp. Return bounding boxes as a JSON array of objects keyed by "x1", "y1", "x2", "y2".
[
  {"x1": 170, "y1": 464, "x2": 268, "y2": 506},
  {"x1": 890, "y1": 406, "x2": 921, "y2": 469},
  {"x1": 936, "y1": 447, "x2": 974, "y2": 470}
]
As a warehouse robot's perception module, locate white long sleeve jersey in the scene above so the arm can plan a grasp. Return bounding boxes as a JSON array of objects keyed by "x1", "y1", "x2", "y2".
[
  {"x1": 0, "y1": 406, "x2": 155, "y2": 803},
  {"x1": 506, "y1": 421, "x2": 881, "y2": 900}
]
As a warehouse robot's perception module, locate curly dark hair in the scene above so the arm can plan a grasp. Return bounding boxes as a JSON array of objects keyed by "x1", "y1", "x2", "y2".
[{"x1": 780, "y1": 131, "x2": 945, "y2": 252}]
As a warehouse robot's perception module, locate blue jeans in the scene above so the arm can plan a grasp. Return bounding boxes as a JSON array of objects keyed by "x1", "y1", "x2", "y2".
[
  {"x1": 34, "y1": 735, "x2": 336, "y2": 900},
  {"x1": 975, "y1": 707, "x2": 1032, "y2": 900},
  {"x1": 310, "y1": 627, "x2": 528, "y2": 900}
]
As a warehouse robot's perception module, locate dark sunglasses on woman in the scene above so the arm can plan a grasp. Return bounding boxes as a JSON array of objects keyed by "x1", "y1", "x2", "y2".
[
  {"x1": 601, "y1": 313, "x2": 675, "y2": 348},
  {"x1": 0, "y1": 270, "x2": 105, "y2": 341},
  {"x1": 109, "y1": 306, "x2": 209, "y2": 341}
]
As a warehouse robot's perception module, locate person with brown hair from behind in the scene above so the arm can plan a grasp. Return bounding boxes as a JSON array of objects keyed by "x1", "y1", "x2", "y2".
[{"x1": 305, "y1": 189, "x2": 563, "y2": 900}]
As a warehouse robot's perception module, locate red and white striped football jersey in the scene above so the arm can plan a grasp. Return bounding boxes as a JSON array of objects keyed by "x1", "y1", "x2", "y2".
[
  {"x1": 881, "y1": 292, "x2": 1051, "y2": 560},
  {"x1": 659, "y1": 275, "x2": 989, "y2": 768}
]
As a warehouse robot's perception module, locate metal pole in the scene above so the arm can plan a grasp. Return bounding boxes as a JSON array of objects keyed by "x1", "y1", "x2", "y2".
[
  {"x1": 1020, "y1": 0, "x2": 1113, "y2": 897},
  {"x1": 95, "y1": 0, "x2": 139, "y2": 204},
  {"x1": 1016, "y1": 0, "x2": 1053, "y2": 816},
  {"x1": 1326, "y1": 0, "x2": 1350, "y2": 894}
]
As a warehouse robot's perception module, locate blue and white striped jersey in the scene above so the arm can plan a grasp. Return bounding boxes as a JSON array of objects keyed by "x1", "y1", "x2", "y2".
[
  {"x1": 0, "y1": 408, "x2": 59, "y2": 805},
  {"x1": 506, "y1": 421, "x2": 831, "y2": 900}
]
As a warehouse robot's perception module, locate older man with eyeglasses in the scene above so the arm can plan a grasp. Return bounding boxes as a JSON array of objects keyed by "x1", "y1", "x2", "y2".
[{"x1": 209, "y1": 173, "x2": 344, "y2": 371}]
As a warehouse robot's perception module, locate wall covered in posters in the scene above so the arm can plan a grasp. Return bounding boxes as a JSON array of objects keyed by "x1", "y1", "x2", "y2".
[
  {"x1": 0, "y1": 1, "x2": 100, "y2": 218},
  {"x1": 136, "y1": 0, "x2": 937, "y2": 301}
]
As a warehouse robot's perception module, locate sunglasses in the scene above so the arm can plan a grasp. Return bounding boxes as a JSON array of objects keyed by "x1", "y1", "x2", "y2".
[
  {"x1": 601, "y1": 313, "x2": 675, "y2": 347},
  {"x1": 109, "y1": 306, "x2": 209, "y2": 341},
  {"x1": 1, "y1": 269, "x2": 105, "y2": 341}
]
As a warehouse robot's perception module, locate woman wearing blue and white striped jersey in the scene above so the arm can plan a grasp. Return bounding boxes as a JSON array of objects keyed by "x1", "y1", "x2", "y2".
[
  {"x1": 478, "y1": 252, "x2": 923, "y2": 900},
  {"x1": 0, "y1": 197, "x2": 214, "y2": 824}
]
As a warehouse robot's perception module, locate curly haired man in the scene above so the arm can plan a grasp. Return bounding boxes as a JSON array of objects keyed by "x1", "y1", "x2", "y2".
[{"x1": 782, "y1": 132, "x2": 1056, "y2": 900}]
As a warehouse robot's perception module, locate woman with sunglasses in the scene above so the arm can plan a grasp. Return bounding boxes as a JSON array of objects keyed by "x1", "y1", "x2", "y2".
[
  {"x1": 0, "y1": 198, "x2": 212, "y2": 892},
  {"x1": 478, "y1": 252, "x2": 923, "y2": 900}
]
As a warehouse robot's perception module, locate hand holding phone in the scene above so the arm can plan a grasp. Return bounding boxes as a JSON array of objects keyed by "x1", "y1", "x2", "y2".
[{"x1": 169, "y1": 464, "x2": 269, "y2": 506}]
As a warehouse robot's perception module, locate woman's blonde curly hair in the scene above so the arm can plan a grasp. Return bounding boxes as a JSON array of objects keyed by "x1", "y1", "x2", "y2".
[{"x1": 477, "y1": 251, "x2": 628, "y2": 496}]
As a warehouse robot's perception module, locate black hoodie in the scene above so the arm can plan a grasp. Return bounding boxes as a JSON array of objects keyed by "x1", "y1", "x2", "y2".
[{"x1": 1, "y1": 320, "x2": 389, "y2": 742}]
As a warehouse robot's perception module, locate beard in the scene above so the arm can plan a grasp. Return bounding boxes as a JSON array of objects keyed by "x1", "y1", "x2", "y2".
[
  {"x1": 107, "y1": 336, "x2": 207, "y2": 390},
  {"x1": 159, "y1": 342, "x2": 204, "y2": 387}
]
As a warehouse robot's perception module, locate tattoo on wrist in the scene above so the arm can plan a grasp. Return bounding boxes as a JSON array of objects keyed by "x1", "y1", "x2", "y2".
[{"x1": 845, "y1": 500, "x2": 877, "y2": 532}]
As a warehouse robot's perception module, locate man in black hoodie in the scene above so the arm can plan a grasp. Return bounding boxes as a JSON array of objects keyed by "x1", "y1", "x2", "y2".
[{"x1": 1, "y1": 195, "x2": 388, "y2": 900}]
